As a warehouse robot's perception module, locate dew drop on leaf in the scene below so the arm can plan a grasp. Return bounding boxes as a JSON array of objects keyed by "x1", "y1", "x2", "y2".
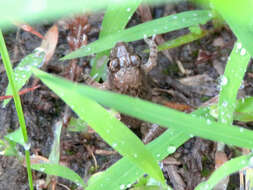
[
  {"x1": 240, "y1": 48, "x2": 246, "y2": 56},
  {"x1": 220, "y1": 75, "x2": 228, "y2": 86},
  {"x1": 120, "y1": 184, "x2": 125, "y2": 190},
  {"x1": 167, "y1": 146, "x2": 176, "y2": 153}
]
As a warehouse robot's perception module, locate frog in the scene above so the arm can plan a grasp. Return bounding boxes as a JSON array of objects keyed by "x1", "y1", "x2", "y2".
[{"x1": 89, "y1": 36, "x2": 164, "y2": 143}]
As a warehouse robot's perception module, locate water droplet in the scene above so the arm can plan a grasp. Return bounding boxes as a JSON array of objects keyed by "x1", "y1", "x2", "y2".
[
  {"x1": 240, "y1": 48, "x2": 246, "y2": 56},
  {"x1": 120, "y1": 184, "x2": 125, "y2": 189},
  {"x1": 127, "y1": 184, "x2": 131, "y2": 188},
  {"x1": 206, "y1": 119, "x2": 212, "y2": 125},
  {"x1": 112, "y1": 143, "x2": 117, "y2": 148},
  {"x1": 24, "y1": 142, "x2": 31, "y2": 150},
  {"x1": 167, "y1": 146, "x2": 176, "y2": 153},
  {"x1": 220, "y1": 75, "x2": 228, "y2": 86},
  {"x1": 249, "y1": 157, "x2": 253, "y2": 167},
  {"x1": 222, "y1": 101, "x2": 228, "y2": 107}
]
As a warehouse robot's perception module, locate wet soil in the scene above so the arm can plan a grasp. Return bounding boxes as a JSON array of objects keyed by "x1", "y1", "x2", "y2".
[{"x1": 0, "y1": 2, "x2": 250, "y2": 190}]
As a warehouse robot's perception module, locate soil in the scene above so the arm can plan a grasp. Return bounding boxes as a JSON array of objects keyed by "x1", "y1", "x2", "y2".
[{"x1": 0, "y1": 2, "x2": 249, "y2": 190}]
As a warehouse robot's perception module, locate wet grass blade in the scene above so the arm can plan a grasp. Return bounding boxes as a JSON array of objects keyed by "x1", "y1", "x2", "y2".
[
  {"x1": 32, "y1": 70, "x2": 253, "y2": 149},
  {"x1": 2, "y1": 49, "x2": 45, "y2": 107},
  {"x1": 31, "y1": 163, "x2": 86, "y2": 188},
  {"x1": 195, "y1": 154, "x2": 253, "y2": 190},
  {"x1": 48, "y1": 121, "x2": 62, "y2": 164},
  {"x1": 86, "y1": 108, "x2": 210, "y2": 190},
  {"x1": 210, "y1": 0, "x2": 253, "y2": 57},
  {"x1": 63, "y1": 10, "x2": 213, "y2": 60},
  {"x1": 218, "y1": 41, "x2": 250, "y2": 124},
  {"x1": 32, "y1": 68, "x2": 165, "y2": 183}
]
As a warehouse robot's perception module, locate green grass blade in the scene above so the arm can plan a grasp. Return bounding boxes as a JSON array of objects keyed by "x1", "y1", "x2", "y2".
[
  {"x1": 31, "y1": 163, "x2": 86, "y2": 188},
  {"x1": 32, "y1": 68, "x2": 165, "y2": 183},
  {"x1": 2, "y1": 49, "x2": 45, "y2": 107},
  {"x1": 234, "y1": 97, "x2": 253, "y2": 122},
  {"x1": 210, "y1": 0, "x2": 253, "y2": 57},
  {"x1": 62, "y1": 10, "x2": 213, "y2": 60},
  {"x1": 195, "y1": 154, "x2": 253, "y2": 190},
  {"x1": 87, "y1": 108, "x2": 211, "y2": 190},
  {"x1": 87, "y1": 129, "x2": 187, "y2": 190},
  {"x1": 48, "y1": 121, "x2": 62, "y2": 164},
  {"x1": 90, "y1": 0, "x2": 141, "y2": 80},
  {"x1": 218, "y1": 41, "x2": 250, "y2": 124},
  {"x1": 5, "y1": 127, "x2": 25, "y2": 146},
  {"x1": 32, "y1": 70, "x2": 253, "y2": 149}
]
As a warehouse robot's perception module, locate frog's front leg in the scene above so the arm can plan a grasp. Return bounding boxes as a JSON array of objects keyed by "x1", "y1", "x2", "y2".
[{"x1": 142, "y1": 35, "x2": 158, "y2": 73}]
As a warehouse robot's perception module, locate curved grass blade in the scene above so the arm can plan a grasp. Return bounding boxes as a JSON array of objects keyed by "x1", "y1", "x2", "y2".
[
  {"x1": 32, "y1": 70, "x2": 253, "y2": 149},
  {"x1": 31, "y1": 163, "x2": 86, "y2": 188},
  {"x1": 32, "y1": 68, "x2": 165, "y2": 183},
  {"x1": 195, "y1": 154, "x2": 253, "y2": 190},
  {"x1": 210, "y1": 0, "x2": 253, "y2": 57},
  {"x1": 5, "y1": 127, "x2": 25, "y2": 146},
  {"x1": 2, "y1": 48, "x2": 45, "y2": 107},
  {"x1": 218, "y1": 41, "x2": 250, "y2": 124},
  {"x1": 86, "y1": 108, "x2": 211, "y2": 190},
  {"x1": 62, "y1": 10, "x2": 213, "y2": 60}
]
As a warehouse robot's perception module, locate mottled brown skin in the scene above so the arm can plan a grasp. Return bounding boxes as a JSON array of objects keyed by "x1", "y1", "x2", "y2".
[{"x1": 107, "y1": 41, "x2": 155, "y2": 129}]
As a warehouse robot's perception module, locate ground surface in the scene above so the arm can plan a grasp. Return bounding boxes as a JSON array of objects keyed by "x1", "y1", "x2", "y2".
[{"x1": 0, "y1": 2, "x2": 250, "y2": 190}]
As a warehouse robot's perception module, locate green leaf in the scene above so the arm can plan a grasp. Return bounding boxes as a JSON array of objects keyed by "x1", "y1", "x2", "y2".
[
  {"x1": 218, "y1": 41, "x2": 250, "y2": 124},
  {"x1": 68, "y1": 117, "x2": 88, "y2": 132},
  {"x1": 210, "y1": 0, "x2": 253, "y2": 57},
  {"x1": 63, "y1": 10, "x2": 213, "y2": 60},
  {"x1": 86, "y1": 108, "x2": 211, "y2": 190},
  {"x1": 48, "y1": 121, "x2": 62, "y2": 164},
  {"x1": 32, "y1": 69, "x2": 253, "y2": 149},
  {"x1": 32, "y1": 68, "x2": 165, "y2": 183},
  {"x1": 234, "y1": 97, "x2": 253, "y2": 122},
  {"x1": 31, "y1": 163, "x2": 86, "y2": 188},
  {"x1": 5, "y1": 127, "x2": 25, "y2": 147},
  {"x1": 0, "y1": 0, "x2": 182, "y2": 29},
  {"x1": 2, "y1": 48, "x2": 45, "y2": 107},
  {"x1": 195, "y1": 154, "x2": 253, "y2": 190}
]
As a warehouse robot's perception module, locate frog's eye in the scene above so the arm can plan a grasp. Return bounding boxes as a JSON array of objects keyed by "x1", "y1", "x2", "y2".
[
  {"x1": 130, "y1": 55, "x2": 141, "y2": 67},
  {"x1": 108, "y1": 58, "x2": 120, "y2": 72}
]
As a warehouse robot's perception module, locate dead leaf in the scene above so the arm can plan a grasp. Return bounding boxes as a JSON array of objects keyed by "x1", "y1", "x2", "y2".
[{"x1": 40, "y1": 25, "x2": 59, "y2": 64}]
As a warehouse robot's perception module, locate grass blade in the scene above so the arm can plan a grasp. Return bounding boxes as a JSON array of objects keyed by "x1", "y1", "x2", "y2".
[
  {"x1": 32, "y1": 68, "x2": 165, "y2": 183},
  {"x1": 86, "y1": 108, "x2": 211, "y2": 190},
  {"x1": 195, "y1": 154, "x2": 253, "y2": 190},
  {"x1": 0, "y1": 30, "x2": 34, "y2": 190},
  {"x1": 32, "y1": 69, "x2": 253, "y2": 149},
  {"x1": 2, "y1": 49, "x2": 45, "y2": 107},
  {"x1": 63, "y1": 10, "x2": 213, "y2": 60},
  {"x1": 218, "y1": 41, "x2": 250, "y2": 124},
  {"x1": 31, "y1": 163, "x2": 86, "y2": 188}
]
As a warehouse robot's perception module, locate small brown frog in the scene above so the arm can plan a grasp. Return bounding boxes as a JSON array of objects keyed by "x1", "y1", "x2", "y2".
[
  {"x1": 107, "y1": 38, "x2": 165, "y2": 143},
  {"x1": 90, "y1": 37, "x2": 163, "y2": 143}
]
